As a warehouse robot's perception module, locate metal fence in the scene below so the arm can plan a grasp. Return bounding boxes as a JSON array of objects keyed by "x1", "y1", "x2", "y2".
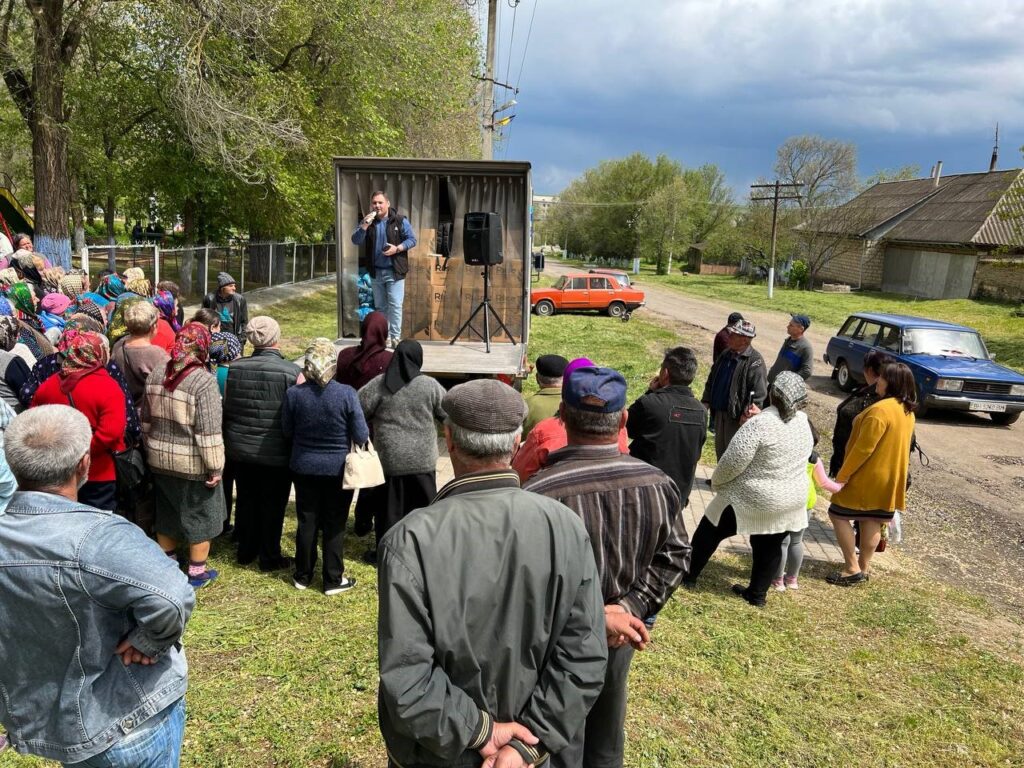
[{"x1": 77, "y1": 242, "x2": 336, "y2": 303}]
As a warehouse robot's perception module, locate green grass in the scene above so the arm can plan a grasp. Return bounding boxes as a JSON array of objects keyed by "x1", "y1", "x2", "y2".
[{"x1": 5, "y1": 286, "x2": 1022, "y2": 767}]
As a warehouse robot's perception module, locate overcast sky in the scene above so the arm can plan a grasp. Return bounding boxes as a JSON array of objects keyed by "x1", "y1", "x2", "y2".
[{"x1": 481, "y1": 0, "x2": 1024, "y2": 194}]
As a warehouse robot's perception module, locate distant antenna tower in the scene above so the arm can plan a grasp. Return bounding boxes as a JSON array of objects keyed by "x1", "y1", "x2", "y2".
[{"x1": 989, "y1": 123, "x2": 999, "y2": 172}]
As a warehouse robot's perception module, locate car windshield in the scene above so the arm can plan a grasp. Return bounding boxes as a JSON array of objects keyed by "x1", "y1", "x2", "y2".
[
  {"x1": 553, "y1": 276, "x2": 567, "y2": 290},
  {"x1": 903, "y1": 328, "x2": 988, "y2": 359}
]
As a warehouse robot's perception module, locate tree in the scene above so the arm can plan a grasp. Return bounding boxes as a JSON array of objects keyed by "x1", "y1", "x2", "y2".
[
  {"x1": 862, "y1": 164, "x2": 920, "y2": 190},
  {"x1": 774, "y1": 135, "x2": 859, "y2": 286}
]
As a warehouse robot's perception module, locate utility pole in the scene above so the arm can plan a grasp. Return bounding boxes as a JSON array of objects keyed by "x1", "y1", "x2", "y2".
[
  {"x1": 751, "y1": 180, "x2": 802, "y2": 299},
  {"x1": 481, "y1": 0, "x2": 498, "y2": 160}
]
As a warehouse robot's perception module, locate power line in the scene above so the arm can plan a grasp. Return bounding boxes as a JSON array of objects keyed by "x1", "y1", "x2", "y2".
[
  {"x1": 515, "y1": 0, "x2": 538, "y2": 90},
  {"x1": 503, "y1": 0, "x2": 518, "y2": 93}
]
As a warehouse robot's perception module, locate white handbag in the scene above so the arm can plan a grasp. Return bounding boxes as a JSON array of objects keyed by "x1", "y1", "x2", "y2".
[{"x1": 342, "y1": 441, "x2": 386, "y2": 490}]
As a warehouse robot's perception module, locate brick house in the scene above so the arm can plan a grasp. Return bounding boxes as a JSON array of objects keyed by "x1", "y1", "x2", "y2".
[{"x1": 802, "y1": 168, "x2": 1024, "y2": 300}]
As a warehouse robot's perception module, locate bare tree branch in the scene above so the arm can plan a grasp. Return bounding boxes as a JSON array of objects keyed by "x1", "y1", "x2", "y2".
[{"x1": 270, "y1": 34, "x2": 314, "y2": 73}]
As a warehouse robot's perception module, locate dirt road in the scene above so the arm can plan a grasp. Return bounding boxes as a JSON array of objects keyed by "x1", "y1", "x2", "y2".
[{"x1": 547, "y1": 262, "x2": 1024, "y2": 614}]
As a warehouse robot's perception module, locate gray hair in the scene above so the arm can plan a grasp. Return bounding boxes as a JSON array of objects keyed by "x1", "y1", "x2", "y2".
[
  {"x1": 536, "y1": 373, "x2": 561, "y2": 389},
  {"x1": 124, "y1": 300, "x2": 158, "y2": 335},
  {"x1": 446, "y1": 418, "x2": 522, "y2": 462},
  {"x1": 561, "y1": 404, "x2": 621, "y2": 438},
  {"x1": 5, "y1": 406, "x2": 92, "y2": 490}
]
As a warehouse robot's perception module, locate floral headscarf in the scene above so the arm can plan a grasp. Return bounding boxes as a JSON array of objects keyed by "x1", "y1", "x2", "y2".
[
  {"x1": 209, "y1": 331, "x2": 242, "y2": 365},
  {"x1": 153, "y1": 290, "x2": 180, "y2": 332},
  {"x1": 303, "y1": 337, "x2": 338, "y2": 388},
  {"x1": 58, "y1": 273, "x2": 86, "y2": 300},
  {"x1": 63, "y1": 313, "x2": 105, "y2": 335},
  {"x1": 96, "y1": 274, "x2": 125, "y2": 300},
  {"x1": 0, "y1": 297, "x2": 12, "y2": 316},
  {"x1": 106, "y1": 294, "x2": 145, "y2": 344},
  {"x1": 58, "y1": 330, "x2": 109, "y2": 395},
  {"x1": 163, "y1": 322, "x2": 211, "y2": 392},
  {"x1": 0, "y1": 316, "x2": 19, "y2": 351}
]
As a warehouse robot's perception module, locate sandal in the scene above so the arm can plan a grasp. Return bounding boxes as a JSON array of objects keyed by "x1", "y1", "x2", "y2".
[{"x1": 826, "y1": 571, "x2": 867, "y2": 586}]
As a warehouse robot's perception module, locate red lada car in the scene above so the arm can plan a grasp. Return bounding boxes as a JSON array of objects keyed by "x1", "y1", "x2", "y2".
[{"x1": 531, "y1": 272, "x2": 646, "y2": 318}]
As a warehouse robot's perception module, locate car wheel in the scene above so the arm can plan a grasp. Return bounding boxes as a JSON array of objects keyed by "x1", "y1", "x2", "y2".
[
  {"x1": 607, "y1": 301, "x2": 626, "y2": 318},
  {"x1": 990, "y1": 411, "x2": 1020, "y2": 426},
  {"x1": 835, "y1": 360, "x2": 856, "y2": 392},
  {"x1": 534, "y1": 300, "x2": 554, "y2": 317}
]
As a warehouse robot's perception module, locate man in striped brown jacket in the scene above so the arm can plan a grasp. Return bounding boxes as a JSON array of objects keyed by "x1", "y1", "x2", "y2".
[{"x1": 524, "y1": 366, "x2": 692, "y2": 768}]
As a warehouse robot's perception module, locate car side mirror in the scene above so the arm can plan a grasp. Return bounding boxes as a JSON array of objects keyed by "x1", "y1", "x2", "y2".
[{"x1": 532, "y1": 252, "x2": 545, "y2": 272}]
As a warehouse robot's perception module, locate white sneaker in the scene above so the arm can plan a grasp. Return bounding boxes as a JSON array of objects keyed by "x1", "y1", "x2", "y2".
[
  {"x1": 292, "y1": 579, "x2": 309, "y2": 590},
  {"x1": 324, "y1": 577, "x2": 356, "y2": 596}
]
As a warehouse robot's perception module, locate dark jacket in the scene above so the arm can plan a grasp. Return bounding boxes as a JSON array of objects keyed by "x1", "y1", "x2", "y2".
[
  {"x1": 377, "y1": 470, "x2": 607, "y2": 768},
  {"x1": 201, "y1": 291, "x2": 249, "y2": 338},
  {"x1": 713, "y1": 326, "x2": 731, "y2": 362},
  {"x1": 358, "y1": 208, "x2": 410, "y2": 278},
  {"x1": 222, "y1": 349, "x2": 300, "y2": 466},
  {"x1": 282, "y1": 380, "x2": 369, "y2": 476},
  {"x1": 627, "y1": 384, "x2": 707, "y2": 508},
  {"x1": 700, "y1": 345, "x2": 768, "y2": 421}
]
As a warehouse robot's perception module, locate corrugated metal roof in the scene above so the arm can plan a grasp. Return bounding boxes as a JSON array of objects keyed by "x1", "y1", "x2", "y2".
[{"x1": 804, "y1": 169, "x2": 1024, "y2": 246}]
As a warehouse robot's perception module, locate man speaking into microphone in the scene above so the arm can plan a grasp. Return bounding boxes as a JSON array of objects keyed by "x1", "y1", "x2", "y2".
[{"x1": 352, "y1": 190, "x2": 417, "y2": 348}]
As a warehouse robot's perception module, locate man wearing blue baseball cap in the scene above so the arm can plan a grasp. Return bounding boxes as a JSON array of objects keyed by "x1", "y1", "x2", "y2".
[
  {"x1": 525, "y1": 366, "x2": 691, "y2": 768},
  {"x1": 768, "y1": 313, "x2": 814, "y2": 385}
]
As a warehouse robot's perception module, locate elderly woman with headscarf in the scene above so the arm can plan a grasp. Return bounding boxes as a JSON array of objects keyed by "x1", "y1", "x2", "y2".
[
  {"x1": 30, "y1": 330, "x2": 127, "y2": 512},
  {"x1": 682, "y1": 371, "x2": 814, "y2": 607},
  {"x1": 282, "y1": 338, "x2": 369, "y2": 593},
  {"x1": 357, "y1": 339, "x2": 446, "y2": 564},
  {"x1": 39, "y1": 292, "x2": 72, "y2": 342},
  {"x1": 142, "y1": 322, "x2": 225, "y2": 589},
  {"x1": 58, "y1": 269, "x2": 88, "y2": 300},
  {"x1": 41, "y1": 266, "x2": 65, "y2": 293},
  {"x1": 0, "y1": 317, "x2": 30, "y2": 412},
  {"x1": 10, "y1": 250, "x2": 44, "y2": 296},
  {"x1": 150, "y1": 289, "x2": 179, "y2": 352},
  {"x1": 18, "y1": 314, "x2": 142, "y2": 446},
  {"x1": 2, "y1": 284, "x2": 54, "y2": 362},
  {"x1": 336, "y1": 310, "x2": 391, "y2": 390},
  {"x1": 209, "y1": 331, "x2": 242, "y2": 395}
]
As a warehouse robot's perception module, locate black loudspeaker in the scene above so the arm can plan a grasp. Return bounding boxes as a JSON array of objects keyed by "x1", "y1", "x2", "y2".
[{"x1": 463, "y1": 212, "x2": 503, "y2": 265}]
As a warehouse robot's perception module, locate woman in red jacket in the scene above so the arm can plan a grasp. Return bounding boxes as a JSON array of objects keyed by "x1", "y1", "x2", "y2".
[{"x1": 31, "y1": 330, "x2": 126, "y2": 511}]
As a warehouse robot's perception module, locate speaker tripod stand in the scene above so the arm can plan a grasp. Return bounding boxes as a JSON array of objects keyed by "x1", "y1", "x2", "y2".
[{"x1": 450, "y1": 263, "x2": 517, "y2": 353}]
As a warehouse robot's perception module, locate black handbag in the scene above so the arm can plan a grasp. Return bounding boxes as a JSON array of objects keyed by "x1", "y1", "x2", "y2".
[{"x1": 113, "y1": 442, "x2": 149, "y2": 493}]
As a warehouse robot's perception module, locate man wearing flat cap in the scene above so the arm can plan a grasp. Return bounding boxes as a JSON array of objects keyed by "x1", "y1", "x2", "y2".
[
  {"x1": 525, "y1": 367, "x2": 691, "y2": 768},
  {"x1": 377, "y1": 379, "x2": 608, "y2": 768},
  {"x1": 222, "y1": 316, "x2": 300, "y2": 573},
  {"x1": 701, "y1": 318, "x2": 767, "y2": 459},
  {"x1": 522, "y1": 354, "x2": 569, "y2": 436},
  {"x1": 201, "y1": 272, "x2": 248, "y2": 342},
  {"x1": 768, "y1": 314, "x2": 814, "y2": 385}
]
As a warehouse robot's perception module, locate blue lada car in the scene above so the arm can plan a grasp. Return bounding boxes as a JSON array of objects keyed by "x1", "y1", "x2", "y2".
[{"x1": 824, "y1": 312, "x2": 1024, "y2": 426}]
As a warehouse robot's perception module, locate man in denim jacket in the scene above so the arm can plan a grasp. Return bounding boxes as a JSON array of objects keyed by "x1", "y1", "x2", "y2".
[{"x1": 0, "y1": 405, "x2": 195, "y2": 766}]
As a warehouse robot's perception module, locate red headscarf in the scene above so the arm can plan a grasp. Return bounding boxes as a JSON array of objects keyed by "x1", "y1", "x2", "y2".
[
  {"x1": 163, "y1": 322, "x2": 211, "y2": 392},
  {"x1": 58, "y1": 330, "x2": 109, "y2": 395}
]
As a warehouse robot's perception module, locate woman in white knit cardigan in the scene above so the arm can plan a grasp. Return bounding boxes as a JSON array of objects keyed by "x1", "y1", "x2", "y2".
[{"x1": 683, "y1": 372, "x2": 814, "y2": 606}]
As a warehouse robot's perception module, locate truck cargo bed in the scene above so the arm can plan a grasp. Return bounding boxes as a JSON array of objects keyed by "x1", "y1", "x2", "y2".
[{"x1": 333, "y1": 338, "x2": 524, "y2": 378}]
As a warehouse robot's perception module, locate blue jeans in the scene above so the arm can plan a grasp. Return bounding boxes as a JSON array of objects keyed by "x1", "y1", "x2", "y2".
[
  {"x1": 65, "y1": 698, "x2": 185, "y2": 768},
  {"x1": 372, "y1": 267, "x2": 405, "y2": 341}
]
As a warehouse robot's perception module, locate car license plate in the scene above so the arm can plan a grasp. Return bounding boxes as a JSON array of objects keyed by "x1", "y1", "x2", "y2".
[{"x1": 969, "y1": 402, "x2": 1006, "y2": 413}]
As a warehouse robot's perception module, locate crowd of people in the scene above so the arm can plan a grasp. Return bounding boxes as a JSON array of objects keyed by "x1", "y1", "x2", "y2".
[{"x1": 0, "y1": 251, "x2": 917, "y2": 767}]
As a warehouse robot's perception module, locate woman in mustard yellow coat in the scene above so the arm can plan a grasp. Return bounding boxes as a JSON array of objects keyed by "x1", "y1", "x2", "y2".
[{"x1": 827, "y1": 362, "x2": 916, "y2": 586}]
